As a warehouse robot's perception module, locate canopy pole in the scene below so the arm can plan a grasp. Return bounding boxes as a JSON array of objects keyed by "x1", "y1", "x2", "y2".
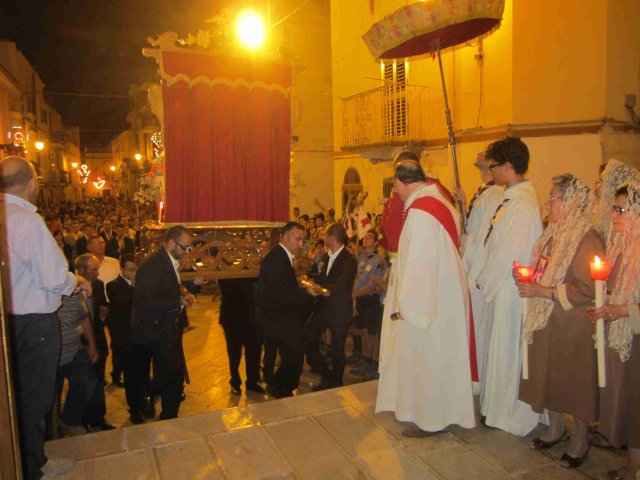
[{"x1": 436, "y1": 43, "x2": 467, "y2": 232}]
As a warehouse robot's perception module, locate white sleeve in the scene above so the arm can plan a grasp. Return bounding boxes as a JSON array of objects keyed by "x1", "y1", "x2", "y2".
[{"x1": 21, "y1": 215, "x2": 76, "y2": 296}]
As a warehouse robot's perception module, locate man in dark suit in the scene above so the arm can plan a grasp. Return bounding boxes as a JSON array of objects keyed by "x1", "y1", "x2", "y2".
[
  {"x1": 218, "y1": 278, "x2": 263, "y2": 395},
  {"x1": 76, "y1": 224, "x2": 96, "y2": 256},
  {"x1": 130, "y1": 226, "x2": 197, "y2": 420},
  {"x1": 256, "y1": 222, "x2": 313, "y2": 398},
  {"x1": 105, "y1": 254, "x2": 136, "y2": 388},
  {"x1": 106, "y1": 223, "x2": 135, "y2": 259},
  {"x1": 305, "y1": 223, "x2": 357, "y2": 391}
]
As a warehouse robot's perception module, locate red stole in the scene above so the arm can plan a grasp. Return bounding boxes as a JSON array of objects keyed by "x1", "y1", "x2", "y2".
[{"x1": 407, "y1": 195, "x2": 479, "y2": 382}]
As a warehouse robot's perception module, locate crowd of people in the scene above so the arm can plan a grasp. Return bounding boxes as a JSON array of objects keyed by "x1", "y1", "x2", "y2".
[{"x1": 2, "y1": 136, "x2": 640, "y2": 480}]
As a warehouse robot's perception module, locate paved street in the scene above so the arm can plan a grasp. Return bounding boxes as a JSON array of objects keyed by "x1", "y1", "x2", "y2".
[{"x1": 44, "y1": 284, "x2": 633, "y2": 479}]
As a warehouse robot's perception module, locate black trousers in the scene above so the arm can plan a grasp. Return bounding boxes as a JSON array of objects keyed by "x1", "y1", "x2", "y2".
[
  {"x1": 305, "y1": 310, "x2": 348, "y2": 387},
  {"x1": 130, "y1": 334, "x2": 184, "y2": 420},
  {"x1": 57, "y1": 349, "x2": 98, "y2": 426},
  {"x1": 257, "y1": 309, "x2": 304, "y2": 394},
  {"x1": 82, "y1": 349, "x2": 107, "y2": 426},
  {"x1": 221, "y1": 322, "x2": 261, "y2": 388},
  {"x1": 262, "y1": 336, "x2": 278, "y2": 384},
  {"x1": 272, "y1": 335, "x2": 304, "y2": 394},
  {"x1": 9, "y1": 313, "x2": 61, "y2": 480},
  {"x1": 125, "y1": 345, "x2": 151, "y2": 416},
  {"x1": 110, "y1": 344, "x2": 128, "y2": 382}
]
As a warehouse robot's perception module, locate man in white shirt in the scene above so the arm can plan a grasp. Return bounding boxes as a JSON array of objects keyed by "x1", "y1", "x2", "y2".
[
  {"x1": 1, "y1": 156, "x2": 90, "y2": 479},
  {"x1": 304, "y1": 224, "x2": 357, "y2": 391},
  {"x1": 87, "y1": 235, "x2": 120, "y2": 288}
]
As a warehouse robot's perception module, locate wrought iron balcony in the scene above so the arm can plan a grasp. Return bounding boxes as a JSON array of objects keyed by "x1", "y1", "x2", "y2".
[
  {"x1": 341, "y1": 84, "x2": 447, "y2": 149},
  {"x1": 44, "y1": 169, "x2": 70, "y2": 186}
]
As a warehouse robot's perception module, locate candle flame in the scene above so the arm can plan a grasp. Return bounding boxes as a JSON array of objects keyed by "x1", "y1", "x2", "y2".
[{"x1": 594, "y1": 255, "x2": 602, "y2": 265}]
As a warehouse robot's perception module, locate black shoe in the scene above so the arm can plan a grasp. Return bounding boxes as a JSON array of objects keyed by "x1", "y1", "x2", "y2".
[
  {"x1": 87, "y1": 421, "x2": 116, "y2": 432},
  {"x1": 529, "y1": 432, "x2": 568, "y2": 450},
  {"x1": 267, "y1": 384, "x2": 293, "y2": 398},
  {"x1": 311, "y1": 381, "x2": 334, "y2": 392},
  {"x1": 246, "y1": 383, "x2": 265, "y2": 394},
  {"x1": 112, "y1": 380, "x2": 125, "y2": 388},
  {"x1": 559, "y1": 447, "x2": 590, "y2": 469},
  {"x1": 141, "y1": 396, "x2": 155, "y2": 420},
  {"x1": 180, "y1": 392, "x2": 186, "y2": 402},
  {"x1": 230, "y1": 385, "x2": 242, "y2": 396},
  {"x1": 129, "y1": 413, "x2": 145, "y2": 425}
]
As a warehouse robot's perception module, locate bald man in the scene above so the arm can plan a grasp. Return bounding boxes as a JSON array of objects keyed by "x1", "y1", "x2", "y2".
[{"x1": 1, "y1": 156, "x2": 90, "y2": 479}]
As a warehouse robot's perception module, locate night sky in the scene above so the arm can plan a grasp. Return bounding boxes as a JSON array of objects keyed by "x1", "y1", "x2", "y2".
[{"x1": 0, "y1": 0, "x2": 231, "y2": 147}]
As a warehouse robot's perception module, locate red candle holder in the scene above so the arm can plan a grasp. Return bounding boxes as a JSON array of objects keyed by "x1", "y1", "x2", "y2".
[
  {"x1": 589, "y1": 255, "x2": 612, "y2": 281},
  {"x1": 518, "y1": 265, "x2": 535, "y2": 284}
]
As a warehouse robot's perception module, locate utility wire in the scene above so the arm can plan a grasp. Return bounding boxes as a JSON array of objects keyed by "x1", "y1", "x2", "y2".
[{"x1": 22, "y1": 90, "x2": 129, "y2": 98}]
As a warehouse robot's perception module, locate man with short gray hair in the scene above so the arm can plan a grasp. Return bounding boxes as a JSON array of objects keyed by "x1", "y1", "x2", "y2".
[{"x1": 1, "y1": 156, "x2": 90, "y2": 478}]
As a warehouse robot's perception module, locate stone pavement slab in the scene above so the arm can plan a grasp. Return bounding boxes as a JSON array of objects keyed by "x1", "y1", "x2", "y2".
[
  {"x1": 153, "y1": 438, "x2": 225, "y2": 480},
  {"x1": 208, "y1": 427, "x2": 294, "y2": 479},
  {"x1": 264, "y1": 417, "x2": 363, "y2": 479}
]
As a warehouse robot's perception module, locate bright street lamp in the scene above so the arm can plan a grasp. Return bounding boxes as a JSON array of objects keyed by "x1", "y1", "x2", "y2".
[
  {"x1": 236, "y1": 9, "x2": 266, "y2": 49},
  {"x1": 110, "y1": 165, "x2": 116, "y2": 172},
  {"x1": 134, "y1": 153, "x2": 142, "y2": 161},
  {"x1": 71, "y1": 162, "x2": 78, "y2": 169},
  {"x1": 34, "y1": 141, "x2": 45, "y2": 151}
]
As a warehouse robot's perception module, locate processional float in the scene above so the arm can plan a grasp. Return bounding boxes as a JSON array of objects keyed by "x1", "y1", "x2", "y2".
[{"x1": 137, "y1": 32, "x2": 319, "y2": 288}]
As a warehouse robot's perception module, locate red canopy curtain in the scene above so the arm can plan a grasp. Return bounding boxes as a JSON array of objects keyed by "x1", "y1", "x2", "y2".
[{"x1": 161, "y1": 51, "x2": 292, "y2": 223}]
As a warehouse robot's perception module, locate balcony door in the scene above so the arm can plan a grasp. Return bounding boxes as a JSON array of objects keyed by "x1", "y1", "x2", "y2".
[{"x1": 383, "y1": 61, "x2": 407, "y2": 140}]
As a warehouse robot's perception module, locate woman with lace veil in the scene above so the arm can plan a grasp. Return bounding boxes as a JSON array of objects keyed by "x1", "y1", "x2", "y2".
[
  {"x1": 587, "y1": 181, "x2": 640, "y2": 480},
  {"x1": 515, "y1": 174, "x2": 605, "y2": 468},
  {"x1": 595, "y1": 159, "x2": 640, "y2": 240}
]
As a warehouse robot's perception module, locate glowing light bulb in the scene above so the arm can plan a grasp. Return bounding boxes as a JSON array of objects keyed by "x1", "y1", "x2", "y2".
[{"x1": 236, "y1": 10, "x2": 266, "y2": 49}]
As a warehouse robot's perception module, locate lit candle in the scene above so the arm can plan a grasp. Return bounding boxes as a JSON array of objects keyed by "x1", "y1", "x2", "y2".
[
  {"x1": 589, "y1": 255, "x2": 612, "y2": 388},
  {"x1": 517, "y1": 264, "x2": 535, "y2": 380},
  {"x1": 158, "y1": 200, "x2": 164, "y2": 224}
]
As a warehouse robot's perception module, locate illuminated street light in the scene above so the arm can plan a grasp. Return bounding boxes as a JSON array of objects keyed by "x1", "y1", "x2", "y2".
[
  {"x1": 236, "y1": 9, "x2": 266, "y2": 48},
  {"x1": 134, "y1": 153, "x2": 142, "y2": 161},
  {"x1": 71, "y1": 162, "x2": 78, "y2": 169},
  {"x1": 110, "y1": 165, "x2": 116, "y2": 172},
  {"x1": 35, "y1": 140, "x2": 45, "y2": 151}
]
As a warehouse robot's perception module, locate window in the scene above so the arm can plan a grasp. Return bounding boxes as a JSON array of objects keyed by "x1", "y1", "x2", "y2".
[
  {"x1": 383, "y1": 61, "x2": 407, "y2": 138},
  {"x1": 341, "y1": 167, "x2": 363, "y2": 214}
]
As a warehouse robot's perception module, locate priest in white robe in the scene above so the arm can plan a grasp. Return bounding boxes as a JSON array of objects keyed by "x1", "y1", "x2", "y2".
[
  {"x1": 476, "y1": 137, "x2": 544, "y2": 436},
  {"x1": 376, "y1": 160, "x2": 475, "y2": 436},
  {"x1": 459, "y1": 152, "x2": 504, "y2": 394}
]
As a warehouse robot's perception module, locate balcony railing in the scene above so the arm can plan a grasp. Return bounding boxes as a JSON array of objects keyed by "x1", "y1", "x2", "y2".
[
  {"x1": 341, "y1": 84, "x2": 448, "y2": 149},
  {"x1": 44, "y1": 169, "x2": 70, "y2": 186}
]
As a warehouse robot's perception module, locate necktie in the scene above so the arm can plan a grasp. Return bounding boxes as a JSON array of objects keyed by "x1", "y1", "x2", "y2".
[{"x1": 484, "y1": 198, "x2": 510, "y2": 246}]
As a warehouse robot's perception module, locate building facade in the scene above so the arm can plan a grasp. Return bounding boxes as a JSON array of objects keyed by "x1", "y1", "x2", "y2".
[
  {"x1": 330, "y1": 0, "x2": 640, "y2": 217},
  {"x1": 0, "y1": 41, "x2": 81, "y2": 205}
]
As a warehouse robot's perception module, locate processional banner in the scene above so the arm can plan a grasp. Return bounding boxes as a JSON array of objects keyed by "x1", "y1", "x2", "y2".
[{"x1": 160, "y1": 51, "x2": 291, "y2": 223}]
